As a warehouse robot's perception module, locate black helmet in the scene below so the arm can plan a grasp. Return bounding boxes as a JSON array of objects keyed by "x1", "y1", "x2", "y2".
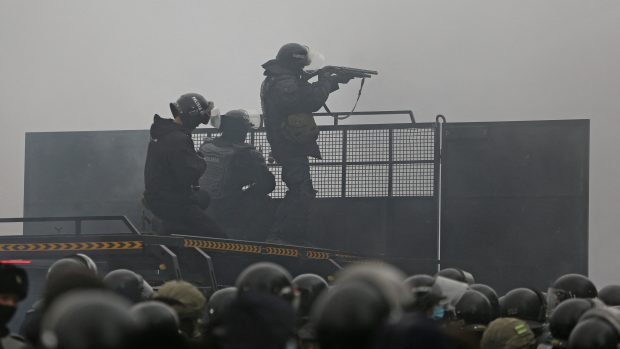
[
  {"x1": 40, "y1": 290, "x2": 136, "y2": 349},
  {"x1": 131, "y1": 301, "x2": 180, "y2": 337},
  {"x1": 568, "y1": 308, "x2": 620, "y2": 349},
  {"x1": 207, "y1": 287, "x2": 237, "y2": 323},
  {"x1": 335, "y1": 262, "x2": 412, "y2": 312},
  {"x1": 470, "y1": 284, "x2": 500, "y2": 320},
  {"x1": 235, "y1": 262, "x2": 294, "y2": 303},
  {"x1": 276, "y1": 43, "x2": 311, "y2": 69},
  {"x1": 312, "y1": 281, "x2": 391, "y2": 349},
  {"x1": 220, "y1": 109, "x2": 254, "y2": 133},
  {"x1": 103, "y1": 269, "x2": 151, "y2": 303},
  {"x1": 292, "y1": 273, "x2": 328, "y2": 322},
  {"x1": 551, "y1": 273, "x2": 597, "y2": 300},
  {"x1": 455, "y1": 289, "x2": 493, "y2": 326},
  {"x1": 403, "y1": 274, "x2": 444, "y2": 312},
  {"x1": 499, "y1": 288, "x2": 546, "y2": 329},
  {"x1": 436, "y1": 268, "x2": 475, "y2": 285},
  {"x1": 549, "y1": 298, "x2": 599, "y2": 341},
  {"x1": 599, "y1": 285, "x2": 620, "y2": 306},
  {"x1": 47, "y1": 258, "x2": 91, "y2": 281},
  {"x1": 0, "y1": 264, "x2": 28, "y2": 301},
  {"x1": 66, "y1": 253, "x2": 98, "y2": 275},
  {"x1": 170, "y1": 93, "x2": 213, "y2": 129}
]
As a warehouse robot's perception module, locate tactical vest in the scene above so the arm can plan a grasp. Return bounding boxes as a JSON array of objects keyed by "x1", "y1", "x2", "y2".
[{"x1": 199, "y1": 139, "x2": 237, "y2": 200}]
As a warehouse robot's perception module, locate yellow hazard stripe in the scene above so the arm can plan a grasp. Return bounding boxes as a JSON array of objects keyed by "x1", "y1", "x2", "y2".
[
  {"x1": 306, "y1": 250, "x2": 331, "y2": 260},
  {"x1": 184, "y1": 239, "x2": 299, "y2": 257},
  {"x1": 184, "y1": 239, "x2": 262, "y2": 254},
  {"x1": 0, "y1": 241, "x2": 143, "y2": 252}
]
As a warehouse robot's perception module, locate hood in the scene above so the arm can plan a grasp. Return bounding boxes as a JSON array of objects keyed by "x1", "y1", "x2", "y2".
[
  {"x1": 262, "y1": 59, "x2": 299, "y2": 77},
  {"x1": 150, "y1": 114, "x2": 184, "y2": 140}
]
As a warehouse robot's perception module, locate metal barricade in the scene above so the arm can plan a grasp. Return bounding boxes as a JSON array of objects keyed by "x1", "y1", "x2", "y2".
[{"x1": 192, "y1": 111, "x2": 439, "y2": 199}]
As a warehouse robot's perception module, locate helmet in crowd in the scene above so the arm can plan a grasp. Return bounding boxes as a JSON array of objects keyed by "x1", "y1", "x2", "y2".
[
  {"x1": 436, "y1": 268, "x2": 475, "y2": 285},
  {"x1": 471, "y1": 283, "x2": 500, "y2": 320},
  {"x1": 455, "y1": 289, "x2": 493, "y2": 326},
  {"x1": 403, "y1": 274, "x2": 445, "y2": 312},
  {"x1": 335, "y1": 262, "x2": 412, "y2": 312},
  {"x1": 131, "y1": 301, "x2": 180, "y2": 337},
  {"x1": 66, "y1": 253, "x2": 98, "y2": 275},
  {"x1": 219, "y1": 109, "x2": 256, "y2": 131},
  {"x1": 47, "y1": 258, "x2": 92, "y2": 281},
  {"x1": 0, "y1": 264, "x2": 28, "y2": 301},
  {"x1": 292, "y1": 273, "x2": 328, "y2": 322},
  {"x1": 499, "y1": 288, "x2": 546, "y2": 329},
  {"x1": 312, "y1": 280, "x2": 391, "y2": 349},
  {"x1": 599, "y1": 285, "x2": 620, "y2": 306},
  {"x1": 154, "y1": 280, "x2": 206, "y2": 320},
  {"x1": 569, "y1": 308, "x2": 620, "y2": 349},
  {"x1": 276, "y1": 43, "x2": 311, "y2": 69},
  {"x1": 235, "y1": 262, "x2": 295, "y2": 303},
  {"x1": 170, "y1": 92, "x2": 214, "y2": 130},
  {"x1": 207, "y1": 287, "x2": 237, "y2": 323},
  {"x1": 550, "y1": 273, "x2": 597, "y2": 300},
  {"x1": 103, "y1": 269, "x2": 152, "y2": 303},
  {"x1": 40, "y1": 290, "x2": 136, "y2": 349},
  {"x1": 481, "y1": 317, "x2": 536, "y2": 349},
  {"x1": 549, "y1": 298, "x2": 599, "y2": 341}
]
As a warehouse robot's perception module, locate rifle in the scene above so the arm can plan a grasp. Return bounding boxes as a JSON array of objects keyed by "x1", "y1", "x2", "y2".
[{"x1": 302, "y1": 66, "x2": 378, "y2": 80}]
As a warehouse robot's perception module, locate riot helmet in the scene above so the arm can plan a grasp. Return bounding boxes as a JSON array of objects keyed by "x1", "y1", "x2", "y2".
[
  {"x1": 335, "y1": 262, "x2": 413, "y2": 314},
  {"x1": 471, "y1": 283, "x2": 500, "y2": 320},
  {"x1": 312, "y1": 280, "x2": 391, "y2": 349},
  {"x1": 292, "y1": 273, "x2": 328, "y2": 323},
  {"x1": 103, "y1": 269, "x2": 151, "y2": 303},
  {"x1": 170, "y1": 92, "x2": 215, "y2": 130},
  {"x1": 549, "y1": 298, "x2": 599, "y2": 341},
  {"x1": 403, "y1": 274, "x2": 445, "y2": 314},
  {"x1": 276, "y1": 43, "x2": 311, "y2": 70},
  {"x1": 218, "y1": 109, "x2": 256, "y2": 142},
  {"x1": 235, "y1": 262, "x2": 295, "y2": 303},
  {"x1": 47, "y1": 258, "x2": 91, "y2": 281},
  {"x1": 499, "y1": 287, "x2": 546, "y2": 330},
  {"x1": 599, "y1": 285, "x2": 620, "y2": 306},
  {"x1": 130, "y1": 301, "x2": 180, "y2": 337},
  {"x1": 568, "y1": 308, "x2": 620, "y2": 349},
  {"x1": 455, "y1": 289, "x2": 493, "y2": 326},
  {"x1": 66, "y1": 253, "x2": 98, "y2": 275},
  {"x1": 436, "y1": 267, "x2": 475, "y2": 285},
  {"x1": 40, "y1": 290, "x2": 136, "y2": 349},
  {"x1": 548, "y1": 274, "x2": 597, "y2": 318},
  {"x1": 207, "y1": 287, "x2": 237, "y2": 324}
]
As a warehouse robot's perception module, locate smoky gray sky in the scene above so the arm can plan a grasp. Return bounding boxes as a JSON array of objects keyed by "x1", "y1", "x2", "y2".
[{"x1": 1, "y1": 1, "x2": 619, "y2": 284}]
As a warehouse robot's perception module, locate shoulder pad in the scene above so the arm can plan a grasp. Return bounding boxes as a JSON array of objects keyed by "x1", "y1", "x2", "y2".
[{"x1": 272, "y1": 76, "x2": 299, "y2": 94}]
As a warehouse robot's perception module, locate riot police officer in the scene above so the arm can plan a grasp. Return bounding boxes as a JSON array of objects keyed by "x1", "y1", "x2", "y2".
[
  {"x1": 260, "y1": 43, "x2": 352, "y2": 244},
  {"x1": 198, "y1": 109, "x2": 275, "y2": 240},
  {"x1": 143, "y1": 92, "x2": 226, "y2": 238}
]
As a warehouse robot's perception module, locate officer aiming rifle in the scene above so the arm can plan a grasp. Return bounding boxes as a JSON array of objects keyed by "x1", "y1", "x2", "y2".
[{"x1": 302, "y1": 66, "x2": 378, "y2": 81}]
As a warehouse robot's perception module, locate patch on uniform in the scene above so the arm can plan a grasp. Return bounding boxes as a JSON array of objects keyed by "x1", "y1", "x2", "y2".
[
  {"x1": 514, "y1": 323, "x2": 528, "y2": 335},
  {"x1": 15, "y1": 275, "x2": 22, "y2": 285}
]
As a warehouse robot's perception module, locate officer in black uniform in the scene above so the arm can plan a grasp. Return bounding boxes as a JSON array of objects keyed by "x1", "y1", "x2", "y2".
[
  {"x1": 143, "y1": 92, "x2": 226, "y2": 238},
  {"x1": 0, "y1": 264, "x2": 29, "y2": 349},
  {"x1": 198, "y1": 109, "x2": 275, "y2": 240},
  {"x1": 260, "y1": 43, "x2": 352, "y2": 244}
]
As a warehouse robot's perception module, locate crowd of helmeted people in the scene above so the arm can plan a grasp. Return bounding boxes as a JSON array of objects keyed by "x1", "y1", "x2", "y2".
[{"x1": 2, "y1": 254, "x2": 620, "y2": 349}]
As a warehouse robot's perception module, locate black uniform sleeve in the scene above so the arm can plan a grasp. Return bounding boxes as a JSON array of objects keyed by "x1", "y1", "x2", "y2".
[
  {"x1": 167, "y1": 134, "x2": 207, "y2": 189},
  {"x1": 233, "y1": 149, "x2": 276, "y2": 195}
]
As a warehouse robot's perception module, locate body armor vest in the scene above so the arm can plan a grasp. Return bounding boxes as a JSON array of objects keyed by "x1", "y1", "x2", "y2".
[{"x1": 199, "y1": 139, "x2": 237, "y2": 200}]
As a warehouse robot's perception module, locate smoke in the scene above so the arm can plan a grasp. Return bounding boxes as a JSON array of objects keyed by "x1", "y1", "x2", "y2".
[{"x1": 307, "y1": 49, "x2": 326, "y2": 70}]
